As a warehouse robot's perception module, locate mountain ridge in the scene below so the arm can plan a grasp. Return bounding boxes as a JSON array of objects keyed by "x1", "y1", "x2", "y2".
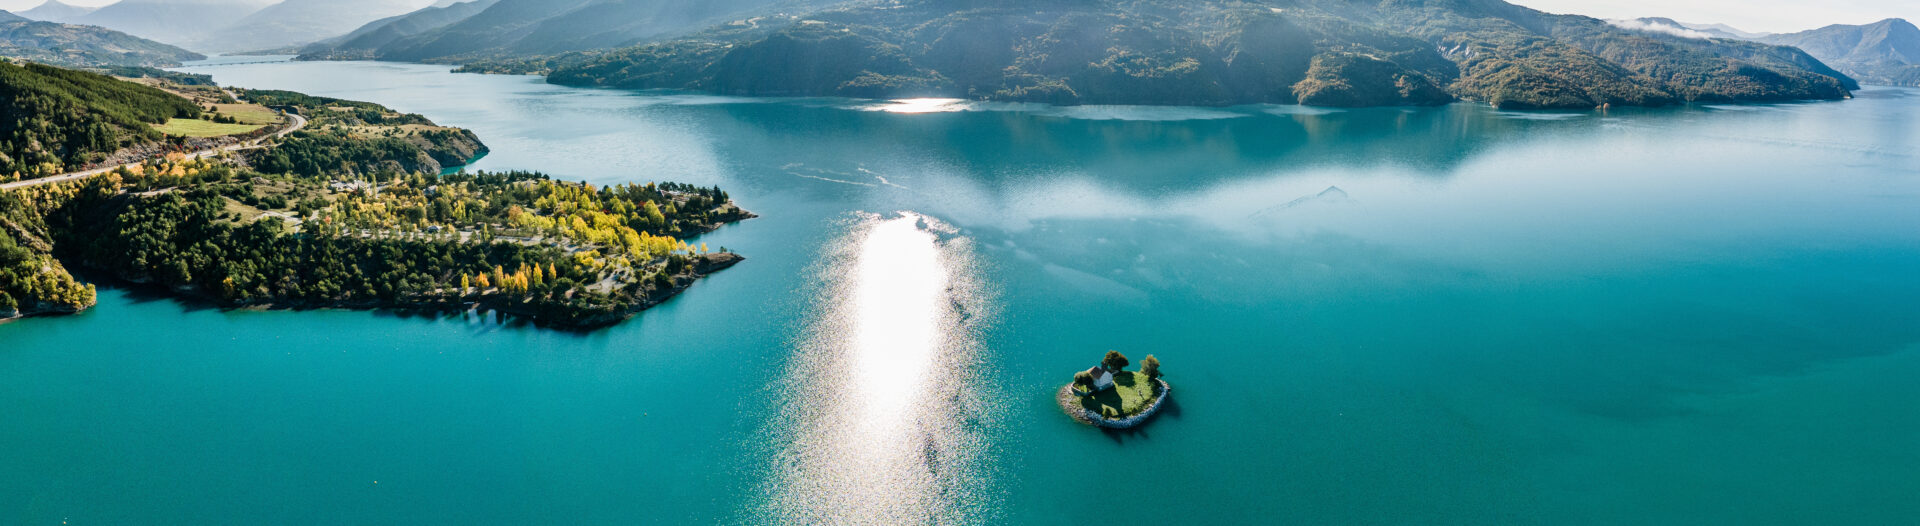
[{"x1": 296, "y1": 0, "x2": 503, "y2": 59}]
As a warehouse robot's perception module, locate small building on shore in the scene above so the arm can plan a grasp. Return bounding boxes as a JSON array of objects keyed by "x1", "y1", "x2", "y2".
[{"x1": 1083, "y1": 366, "x2": 1114, "y2": 391}]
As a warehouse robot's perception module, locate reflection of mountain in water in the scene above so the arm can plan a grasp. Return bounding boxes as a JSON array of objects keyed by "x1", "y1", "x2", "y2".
[{"x1": 694, "y1": 100, "x2": 1722, "y2": 195}]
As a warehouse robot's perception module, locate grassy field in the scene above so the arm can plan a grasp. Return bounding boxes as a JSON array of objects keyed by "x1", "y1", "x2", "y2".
[
  {"x1": 1079, "y1": 371, "x2": 1162, "y2": 417},
  {"x1": 153, "y1": 118, "x2": 265, "y2": 138},
  {"x1": 211, "y1": 103, "x2": 283, "y2": 125}
]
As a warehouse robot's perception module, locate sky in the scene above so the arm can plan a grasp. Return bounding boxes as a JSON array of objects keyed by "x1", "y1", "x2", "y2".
[
  {"x1": 0, "y1": 0, "x2": 1911, "y2": 34},
  {"x1": 0, "y1": 0, "x2": 439, "y2": 13}
]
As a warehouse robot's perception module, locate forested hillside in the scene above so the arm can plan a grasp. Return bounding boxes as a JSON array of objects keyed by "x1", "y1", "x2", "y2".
[
  {"x1": 0, "y1": 61, "x2": 201, "y2": 182},
  {"x1": 0, "y1": 188, "x2": 94, "y2": 318}
]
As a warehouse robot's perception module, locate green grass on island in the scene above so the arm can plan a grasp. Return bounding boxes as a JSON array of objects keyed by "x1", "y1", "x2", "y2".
[
  {"x1": 1080, "y1": 371, "x2": 1161, "y2": 418},
  {"x1": 209, "y1": 103, "x2": 284, "y2": 125},
  {"x1": 153, "y1": 118, "x2": 265, "y2": 137}
]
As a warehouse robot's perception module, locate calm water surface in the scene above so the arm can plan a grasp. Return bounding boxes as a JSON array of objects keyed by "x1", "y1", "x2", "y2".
[{"x1": 3, "y1": 60, "x2": 1918, "y2": 524}]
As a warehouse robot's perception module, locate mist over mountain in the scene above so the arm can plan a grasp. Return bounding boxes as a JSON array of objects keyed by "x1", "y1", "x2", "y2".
[
  {"x1": 70, "y1": 0, "x2": 277, "y2": 46},
  {"x1": 300, "y1": 0, "x2": 823, "y2": 63},
  {"x1": 0, "y1": 9, "x2": 205, "y2": 68},
  {"x1": 17, "y1": 1, "x2": 97, "y2": 24},
  {"x1": 1759, "y1": 18, "x2": 1920, "y2": 86},
  {"x1": 1612, "y1": 18, "x2": 1749, "y2": 40},
  {"x1": 297, "y1": 0, "x2": 501, "y2": 59},
  {"x1": 496, "y1": 0, "x2": 1856, "y2": 109},
  {"x1": 191, "y1": 0, "x2": 435, "y2": 53}
]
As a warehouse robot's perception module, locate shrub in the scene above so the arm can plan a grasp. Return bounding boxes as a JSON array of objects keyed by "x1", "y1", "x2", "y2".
[
  {"x1": 1141, "y1": 355, "x2": 1161, "y2": 378},
  {"x1": 1102, "y1": 350, "x2": 1130, "y2": 371},
  {"x1": 0, "y1": 291, "x2": 16, "y2": 312},
  {"x1": 1073, "y1": 370, "x2": 1094, "y2": 388}
]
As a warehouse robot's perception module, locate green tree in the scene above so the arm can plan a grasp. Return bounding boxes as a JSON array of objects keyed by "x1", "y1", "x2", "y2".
[
  {"x1": 1140, "y1": 354, "x2": 1161, "y2": 378},
  {"x1": 1101, "y1": 350, "x2": 1129, "y2": 371}
]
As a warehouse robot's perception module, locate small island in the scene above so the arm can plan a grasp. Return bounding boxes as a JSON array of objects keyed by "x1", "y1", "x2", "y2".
[{"x1": 1057, "y1": 351, "x2": 1171, "y2": 429}]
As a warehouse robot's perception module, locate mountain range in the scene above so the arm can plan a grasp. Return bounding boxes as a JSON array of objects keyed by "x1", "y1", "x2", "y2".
[
  {"x1": 1758, "y1": 19, "x2": 1920, "y2": 87},
  {"x1": 0, "y1": 9, "x2": 204, "y2": 68},
  {"x1": 491, "y1": 0, "x2": 1854, "y2": 109}
]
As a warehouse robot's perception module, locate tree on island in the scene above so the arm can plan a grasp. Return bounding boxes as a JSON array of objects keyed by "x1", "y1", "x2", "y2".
[
  {"x1": 1073, "y1": 371, "x2": 1094, "y2": 391},
  {"x1": 1102, "y1": 350, "x2": 1129, "y2": 371},
  {"x1": 1141, "y1": 355, "x2": 1161, "y2": 378}
]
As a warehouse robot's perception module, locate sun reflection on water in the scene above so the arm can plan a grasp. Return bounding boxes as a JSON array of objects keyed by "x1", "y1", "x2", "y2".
[
  {"x1": 759, "y1": 212, "x2": 997, "y2": 525},
  {"x1": 874, "y1": 98, "x2": 969, "y2": 114}
]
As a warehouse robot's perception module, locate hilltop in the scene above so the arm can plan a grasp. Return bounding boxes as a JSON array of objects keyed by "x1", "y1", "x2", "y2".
[{"x1": 17, "y1": 1, "x2": 97, "y2": 24}]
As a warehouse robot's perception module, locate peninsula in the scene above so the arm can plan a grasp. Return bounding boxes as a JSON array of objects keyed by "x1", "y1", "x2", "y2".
[{"x1": 0, "y1": 62, "x2": 751, "y2": 329}]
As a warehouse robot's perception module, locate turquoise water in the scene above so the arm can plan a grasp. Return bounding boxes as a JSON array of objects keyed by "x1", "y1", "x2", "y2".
[{"x1": 4, "y1": 60, "x2": 1919, "y2": 524}]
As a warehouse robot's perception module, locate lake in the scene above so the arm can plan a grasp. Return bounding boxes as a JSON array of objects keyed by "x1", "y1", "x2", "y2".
[{"x1": 3, "y1": 59, "x2": 1918, "y2": 524}]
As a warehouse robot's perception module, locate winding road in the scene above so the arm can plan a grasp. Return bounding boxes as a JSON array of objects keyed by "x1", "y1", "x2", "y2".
[{"x1": 0, "y1": 109, "x2": 308, "y2": 191}]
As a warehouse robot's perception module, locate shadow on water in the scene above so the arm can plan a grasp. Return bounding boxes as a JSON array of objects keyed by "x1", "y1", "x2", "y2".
[
  {"x1": 1098, "y1": 389, "x2": 1183, "y2": 445},
  {"x1": 70, "y1": 267, "x2": 605, "y2": 337},
  {"x1": 72, "y1": 268, "x2": 224, "y2": 314}
]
